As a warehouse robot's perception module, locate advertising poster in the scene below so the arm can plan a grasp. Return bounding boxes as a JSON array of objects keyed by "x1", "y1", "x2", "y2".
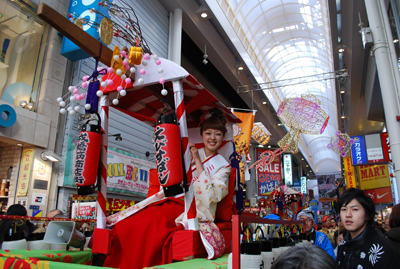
[
  {"x1": 363, "y1": 187, "x2": 393, "y2": 204},
  {"x1": 317, "y1": 175, "x2": 337, "y2": 199},
  {"x1": 71, "y1": 202, "x2": 97, "y2": 219},
  {"x1": 309, "y1": 199, "x2": 319, "y2": 224},
  {"x1": 16, "y1": 148, "x2": 35, "y2": 196},
  {"x1": 343, "y1": 156, "x2": 357, "y2": 188},
  {"x1": 365, "y1": 134, "x2": 384, "y2": 163},
  {"x1": 358, "y1": 164, "x2": 390, "y2": 190},
  {"x1": 257, "y1": 148, "x2": 282, "y2": 196},
  {"x1": 64, "y1": 135, "x2": 156, "y2": 196},
  {"x1": 350, "y1": 135, "x2": 368, "y2": 165}
]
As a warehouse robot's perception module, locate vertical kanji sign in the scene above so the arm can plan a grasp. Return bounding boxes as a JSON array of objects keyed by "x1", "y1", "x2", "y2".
[{"x1": 17, "y1": 148, "x2": 35, "y2": 196}]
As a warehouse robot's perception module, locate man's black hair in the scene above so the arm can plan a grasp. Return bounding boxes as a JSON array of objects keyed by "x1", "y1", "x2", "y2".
[{"x1": 338, "y1": 188, "x2": 375, "y2": 226}]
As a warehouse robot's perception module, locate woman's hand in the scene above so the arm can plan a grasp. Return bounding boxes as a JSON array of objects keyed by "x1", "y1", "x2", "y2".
[{"x1": 189, "y1": 143, "x2": 200, "y2": 162}]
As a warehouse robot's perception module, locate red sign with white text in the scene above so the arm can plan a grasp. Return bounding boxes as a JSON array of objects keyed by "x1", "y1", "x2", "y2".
[
  {"x1": 363, "y1": 187, "x2": 393, "y2": 204},
  {"x1": 257, "y1": 149, "x2": 282, "y2": 196},
  {"x1": 381, "y1": 132, "x2": 391, "y2": 162}
]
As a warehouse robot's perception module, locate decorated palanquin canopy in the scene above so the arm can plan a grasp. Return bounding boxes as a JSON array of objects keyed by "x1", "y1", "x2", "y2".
[
  {"x1": 100, "y1": 58, "x2": 241, "y2": 126},
  {"x1": 277, "y1": 94, "x2": 329, "y2": 154}
]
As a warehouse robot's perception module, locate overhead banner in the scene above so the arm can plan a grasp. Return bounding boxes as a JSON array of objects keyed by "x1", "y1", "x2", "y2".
[
  {"x1": 317, "y1": 175, "x2": 337, "y2": 199},
  {"x1": 343, "y1": 156, "x2": 357, "y2": 188},
  {"x1": 257, "y1": 148, "x2": 282, "y2": 196},
  {"x1": 232, "y1": 111, "x2": 255, "y2": 183},
  {"x1": 16, "y1": 148, "x2": 35, "y2": 196},
  {"x1": 64, "y1": 135, "x2": 156, "y2": 196},
  {"x1": 358, "y1": 164, "x2": 390, "y2": 190},
  {"x1": 363, "y1": 187, "x2": 393, "y2": 204},
  {"x1": 350, "y1": 135, "x2": 368, "y2": 165}
]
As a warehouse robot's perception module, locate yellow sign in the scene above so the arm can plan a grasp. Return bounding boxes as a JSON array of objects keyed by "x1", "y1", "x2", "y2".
[
  {"x1": 17, "y1": 148, "x2": 35, "y2": 196},
  {"x1": 106, "y1": 198, "x2": 135, "y2": 212},
  {"x1": 233, "y1": 111, "x2": 255, "y2": 183},
  {"x1": 357, "y1": 164, "x2": 390, "y2": 190},
  {"x1": 343, "y1": 157, "x2": 357, "y2": 188}
]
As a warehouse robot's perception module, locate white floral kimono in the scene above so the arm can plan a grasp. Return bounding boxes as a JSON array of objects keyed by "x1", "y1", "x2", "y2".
[{"x1": 106, "y1": 148, "x2": 231, "y2": 259}]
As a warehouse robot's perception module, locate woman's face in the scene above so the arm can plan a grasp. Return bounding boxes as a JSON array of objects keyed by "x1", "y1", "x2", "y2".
[
  {"x1": 340, "y1": 198, "x2": 368, "y2": 239},
  {"x1": 201, "y1": 128, "x2": 223, "y2": 156},
  {"x1": 336, "y1": 233, "x2": 344, "y2": 246}
]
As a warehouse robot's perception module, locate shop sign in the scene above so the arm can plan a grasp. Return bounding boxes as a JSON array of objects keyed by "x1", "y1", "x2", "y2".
[
  {"x1": 358, "y1": 164, "x2": 390, "y2": 190},
  {"x1": 257, "y1": 149, "x2": 282, "y2": 196},
  {"x1": 106, "y1": 198, "x2": 135, "y2": 212},
  {"x1": 365, "y1": 134, "x2": 384, "y2": 163},
  {"x1": 31, "y1": 193, "x2": 46, "y2": 205},
  {"x1": 363, "y1": 187, "x2": 393, "y2": 204},
  {"x1": 61, "y1": 0, "x2": 109, "y2": 61},
  {"x1": 72, "y1": 202, "x2": 96, "y2": 219},
  {"x1": 350, "y1": 135, "x2": 368, "y2": 165},
  {"x1": 283, "y1": 154, "x2": 292, "y2": 185},
  {"x1": 309, "y1": 199, "x2": 319, "y2": 224},
  {"x1": 291, "y1": 180, "x2": 301, "y2": 193},
  {"x1": 107, "y1": 148, "x2": 156, "y2": 196},
  {"x1": 16, "y1": 148, "x2": 34, "y2": 196},
  {"x1": 300, "y1": 176, "x2": 307, "y2": 194},
  {"x1": 381, "y1": 132, "x2": 391, "y2": 162},
  {"x1": 343, "y1": 157, "x2": 357, "y2": 188}
]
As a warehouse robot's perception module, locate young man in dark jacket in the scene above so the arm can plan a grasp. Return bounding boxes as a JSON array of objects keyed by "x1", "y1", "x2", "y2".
[{"x1": 337, "y1": 188, "x2": 400, "y2": 268}]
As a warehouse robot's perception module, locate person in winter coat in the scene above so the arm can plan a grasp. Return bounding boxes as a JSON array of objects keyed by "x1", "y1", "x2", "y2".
[
  {"x1": 337, "y1": 188, "x2": 400, "y2": 268},
  {"x1": 385, "y1": 203, "x2": 400, "y2": 256},
  {"x1": 297, "y1": 208, "x2": 336, "y2": 260}
]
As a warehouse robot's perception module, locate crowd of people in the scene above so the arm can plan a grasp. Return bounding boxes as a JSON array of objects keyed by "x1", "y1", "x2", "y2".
[{"x1": 288, "y1": 188, "x2": 400, "y2": 269}]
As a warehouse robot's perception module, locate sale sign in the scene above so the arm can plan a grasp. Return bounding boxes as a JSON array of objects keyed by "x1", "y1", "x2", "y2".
[
  {"x1": 257, "y1": 148, "x2": 282, "y2": 196},
  {"x1": 72, "y1": 202, "x2": 96, "y2": 219}
]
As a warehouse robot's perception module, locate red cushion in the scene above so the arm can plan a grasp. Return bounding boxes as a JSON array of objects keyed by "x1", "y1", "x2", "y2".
[
  {"x1": 146, "y1": 169, "x2": 160, "y2": 198},
  {"x1": 215, "y1": 168, "x2": 236, "y2": 222}
]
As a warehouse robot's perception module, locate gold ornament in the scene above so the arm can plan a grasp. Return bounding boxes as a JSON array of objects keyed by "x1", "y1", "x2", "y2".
[
  {"x1": 99, "y1": 18, "x2": 113, "y2": 45},
  {"x1": 129, "y1": 46, "x2": 143, "y2": 65},
  {"x1": 75, "y1": 18, "x2": 83, "y2": 29},
  {"x1": 111, "y1": 46, "x2": 125, "y2": 75}
]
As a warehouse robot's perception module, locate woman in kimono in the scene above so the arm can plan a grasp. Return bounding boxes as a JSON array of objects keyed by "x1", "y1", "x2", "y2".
[{"x1": 103, "y1": 108, "x2": 231, "y2": 269}]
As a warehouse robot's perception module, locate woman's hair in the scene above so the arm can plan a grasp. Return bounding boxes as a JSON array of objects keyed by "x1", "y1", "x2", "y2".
[
  {"x1": 271, "y1": 243, "x2": 338, "y2": 269},
  {"x1": 390, "y1": 204, "x2": 400, "y2": 228},
  {"x1": 339, "y1": 188, "x2": 376, "y2": 226},
  {"x1": 0, "y1": 204, "x2": 28, "y2": 247},
  {"x1": 6, "y1": 204, "x2": 27, "y2": 216},
  {"x1": 200, "y1": 108, "x2": 227, "y2": 136}
]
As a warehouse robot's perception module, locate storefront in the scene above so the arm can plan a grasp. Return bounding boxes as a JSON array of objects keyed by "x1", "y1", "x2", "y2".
[{"x1": 0, "y1": 0, "x2": 67, "y2": 216}]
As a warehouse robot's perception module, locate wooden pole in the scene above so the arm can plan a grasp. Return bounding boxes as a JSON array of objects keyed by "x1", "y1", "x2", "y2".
[{"x1": 37, "y1": 3, "x2": 113, "y2": 67}]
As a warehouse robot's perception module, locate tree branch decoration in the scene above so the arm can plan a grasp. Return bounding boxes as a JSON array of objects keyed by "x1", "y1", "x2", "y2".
[{"x1": 68, "y1": 0, "x2": 152, "y2": 54}]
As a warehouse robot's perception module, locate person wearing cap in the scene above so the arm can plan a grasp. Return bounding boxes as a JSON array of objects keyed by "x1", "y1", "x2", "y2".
[
  {"x1": 320, "y1": 215, "x2": 335, "y2": 246},
  {"x1": 297, "y1": 208, "x2": 336, "y2": 260}
]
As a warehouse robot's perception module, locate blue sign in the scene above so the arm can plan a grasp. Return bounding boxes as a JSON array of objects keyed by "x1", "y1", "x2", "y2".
[
  {"x1": 350, "y1": 135, "x2": 368, "y2": 165},
  {"x1": 259, "y1": 174, "x2": 281, "y2": 195},
  {"x1": 29, "y1": 205, "x2": 39, "y2": 210},
  {"x1": 61, "y1": 0, "x2": 109, "y2": 61},
  {"x1": 292, "y1": 180, "x2": 301, "y2": 193},
  {"x1": 309, "y1": 199, "x2": 319, "y2": 224},
  {"x1": 0, "y1": 104, "x2": 16, "y2": 127}
]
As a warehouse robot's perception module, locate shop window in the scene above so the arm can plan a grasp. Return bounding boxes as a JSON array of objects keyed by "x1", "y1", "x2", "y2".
[{"x1": 0, "y1": 0, "x2": 48, "y2": 111}]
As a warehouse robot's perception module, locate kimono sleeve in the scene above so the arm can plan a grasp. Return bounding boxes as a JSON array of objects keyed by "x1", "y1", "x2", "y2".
[
  {"x1": 193, "y1": 166, "x2": 231, "y2": 207},
  {"x1": 316, "y1": 232, "x2": 336, "y2": 260}
]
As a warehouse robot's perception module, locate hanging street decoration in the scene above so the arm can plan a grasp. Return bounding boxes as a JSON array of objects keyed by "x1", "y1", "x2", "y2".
[
  {"x1": 251, "y1": 125, "x2": 270, "y2": 146},
  {"x1": 277, "y1": 94, "x2": 329, "y2": 153},
  {"x1": 327, "y1": 130, "x2": 355, "y2": 157}
]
